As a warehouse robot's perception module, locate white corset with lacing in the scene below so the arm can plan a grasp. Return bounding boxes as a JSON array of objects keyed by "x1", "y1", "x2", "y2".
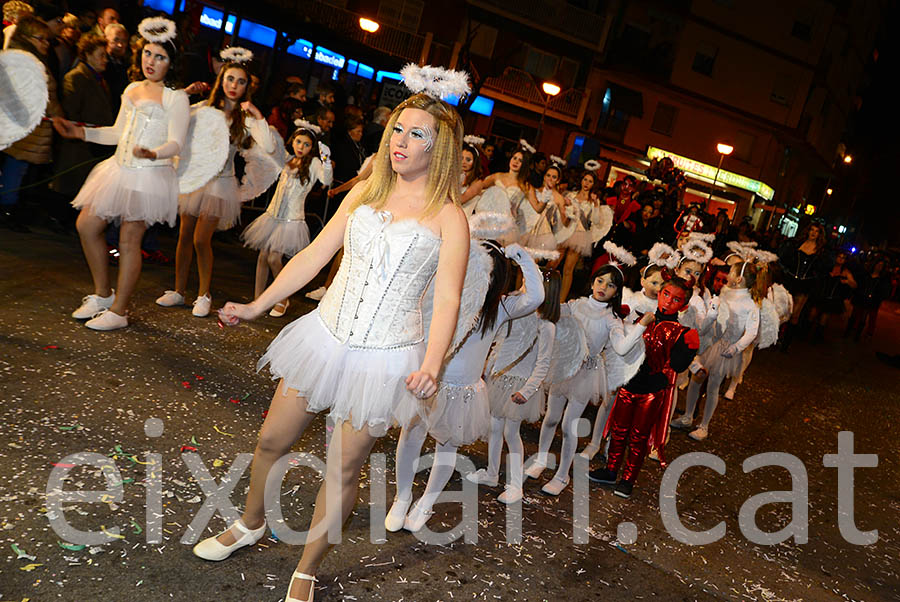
[
  {"x1": 318, "y1": 204, "x2": 441, "y2": 349},
  {"x1": 113, "y1": 99, "x2": 172, "y2": 168}
]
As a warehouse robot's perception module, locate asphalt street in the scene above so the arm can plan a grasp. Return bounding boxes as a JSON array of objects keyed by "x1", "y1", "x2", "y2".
[{"x1": 1, "y1": 225, "x2": 898, "y2": 601}]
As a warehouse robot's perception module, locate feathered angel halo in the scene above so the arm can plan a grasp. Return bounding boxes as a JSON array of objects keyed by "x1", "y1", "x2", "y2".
[
  {"x1": 138, "y1": 17, "x2": 177, "y2": 45},
  {"x1": 682, "y1": 239, "x2": 714, "y2": 264},
  {"x1": 603, "y1": 240, "x2": 637, "y2": 277},
  {"x1": 524, "y1": 247, "x2": 561, "y2": 263},
  {"x1": 549, "y1": 154, "x2": 565, "y2": 168},
  {"x1": 750, "y1": 249, "x2": 778, "y2": 265},
  {"x1": 519, "y1": 138, "x2": 536, "y2": 154},
  {"x1": 468, "y1": 212, "x2": 516, "y2": 241},
  {"x1": 400, "y1": 63, "x2": 471, "y2": 101},
  {"x1": 688, "y1": 231, "x2": 715, "y2": 243},
  {"x1": 648, "y1": 242, "x2": 680, "y2": 270},
  {"x1": 463, "y1": 135, "x2": 485, "y2": 147},
  {"x1": 583, "y1": 159, "x2": 601, "y2": 172},
  {"x1": 220, "y1": 46, "x2": 254, "y2": 65},
  {"x1": 294, "y1": 119, "x2": 322, "y2": 136}
]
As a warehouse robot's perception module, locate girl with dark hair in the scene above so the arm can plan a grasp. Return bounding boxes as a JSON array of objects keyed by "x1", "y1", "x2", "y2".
[
  {"x1": 778, "y1": 221, "x2": 830, "y2": 349},
  {"x1": 808, "y1": 250, "x2": 856, "y2": 342},
  {"x1": 673, "y1": 260, "x2": 763, "y2": 441},
  {"x1": 156, "y1": 50, "x2": 274, "y2": 318},
  {"x1": 458, "y1": 142, "x2": 484, "y2": 214},
  {"x1": 470, "y1": 269, "x2": 561, "y2": 504},
  {"x1": 471, "y1": 145, "x2": 533, "y2": 233},
  {"x1": 589, "y1": 276, "x2": 698, "y2": 498},
  {"x1": 387, "y1": 242, "x2": 543, "y2": 531},
  {"x1": 526, "y1": 263, "x2": 651, "y2": 496},
  {"x1": 240, "y1": 123, "x2": 331, "y2": 317},
  {"x1": 55, "y1": 16, "x2": 189, "y2": 330},
  {"x1": 558, "y1": 170, "x2": 613, "y2": 301}
]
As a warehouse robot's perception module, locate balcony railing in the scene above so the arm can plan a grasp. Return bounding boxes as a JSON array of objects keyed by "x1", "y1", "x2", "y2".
[
  {"x1": 467, "y1": 0, "x2": 606, "y2": 49},
  {"x1": 281, "y1": 0, "x2": 428, "y2": 63},
  {"x1": 480, "y1": 67, "x2": 591, "y2": 125}
]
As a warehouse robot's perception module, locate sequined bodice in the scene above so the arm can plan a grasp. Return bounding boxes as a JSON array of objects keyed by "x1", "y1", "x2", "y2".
[
  {"x1": 318, "y1": 205, "x2": 442, "y2": 349},
  {"x1": 265, "y1": 163, "x2": 319, "y2": 222},
  {"x1": 113, "y1": 99, "x2": 171, "y2": 168}
]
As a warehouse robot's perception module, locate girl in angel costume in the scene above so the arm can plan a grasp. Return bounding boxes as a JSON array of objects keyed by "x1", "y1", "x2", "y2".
[
  {"x1": 578, "y1": 242, "x2": 679, "y2": 461},
  {"x1": 520, "y1": 164, "x2": 569, "y2": 253},
  {"x1": 458, "y1": 136, "x2": 485, "y2": 215},
  {"x1": 155, "y1": 47, "x2": 275, "y2": 318},
  {"x1": 467, "y1": 269, "x2": 561, "y2": 504},
  {"x1": 722, "y1": 248, "x2": 791, "y2": 400},
  {"x1": 387, "y1": 230, "x2": 544, "y2": 532},
  {"x1": 558, "y1": 164, "x2": 614, "y2": 301},
  {"x1": 195, "y1": 66, "x2": 472, "y2": 602},
  {"x1": 672, "y1": 259, "x2": 765, "y2": 441},
  {"x1": 526, "y1": 242, "x2": 651, "y2": 496},
  {"x1": 55, "y1": 17, "x2": 190, "y2": 330},
  {"x1": 469, "y1": 139, "x2": 533, "y2": 237},
  {"x1": 241, "y1": 121, "x2": 332, "y2": 317},
  {"x1": 588, "y1": 276, "x2": 699, "y2": 498}
]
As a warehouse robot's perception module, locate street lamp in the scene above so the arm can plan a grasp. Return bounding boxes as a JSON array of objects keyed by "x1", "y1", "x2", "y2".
[
  {"x1": 359, "y1": 17, "x2": 379, "y2": 33},
  {"x1": 537, "y1": 81, "x2": 561, "y2": 147},
  {"x1": 843, "y1": 154, "x2": 853, "y2": 164},
  {"x1": 826, "y1": 188, "x2": 833, "y2": 196},
  {"x1": 707, "y1": 142, "x2": 733, "y2": 202}
]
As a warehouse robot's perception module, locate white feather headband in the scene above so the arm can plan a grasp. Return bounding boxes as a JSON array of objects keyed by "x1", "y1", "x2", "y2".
[
  {"x1": 688, "y1": 231, "x2": 716, "y2": 242},
  {"x1": 519, "y1": 138, "x2": 536, "y2": 154},
  {"x1": 603, "y1": 241, "x2": 637, "y2": 279},
  {"x1": 138, "y1": 16, "x2": 177, "y2": 45},
  {"x1": 682, "y1": 239, "x2": 713, "y2": 265},
  {"x1": 751, "y1": 249, "x2": 779, "y2": 265},
  {"x1": 468, "y1": 212, "x2": 516, "y2": 241},
  {"x1": 648, "y1": 242, "x2": 680, "y2": 270},
  {"x1": 400, "y1": 63, "x2": 471, "y2": 101},
  {"x1": 220, "y1": 46, "x2": 253, "y2": 64},
  {"x1": 294, "y1": 119, "x2": 321, "y2": 136},
  {"x1": 583, "y1": 159, "x2": 601, "y2": 172},
  {"x1": 549, "y1": 154, "x2": 565, "y2": 167},
  {"x1": 524, "y1": 247, "x2": 561, "y2": 263},
  {"x1": 463, "y1": 135, "x2": 485, "y2": 147}
]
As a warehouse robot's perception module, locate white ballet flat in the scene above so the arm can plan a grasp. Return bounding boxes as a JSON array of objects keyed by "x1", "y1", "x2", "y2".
[
  {"x1": 524, "y1": 461, "x2": 546, "y2": 480},
  {"x1": 269, "y1": 299, "x2": 290, "y2": 317},
  {"x1": 578, "y1": 443, "x2": 601, "y2": 461},
  {"x1": 540, "y1": 477, "x2": 570, "y2": 496},
  {"x1": 192, "y1": 519, "x2": 266, "y2": 561},
  {"x1": 385, "y1": 495, "x2": 413, "y2": 532},
  {"x1": 465, "y1": 468, "x2": 499, "y2": 487},
  {"x1": 498, "y1": 485, "x2": 523, "y2": 505},
  {"x1": 285, "y1": 571, "x2": 317, "y2": 602},
  {"x1": 403, "y1": 501, "x2": 434, "y2": 533}
]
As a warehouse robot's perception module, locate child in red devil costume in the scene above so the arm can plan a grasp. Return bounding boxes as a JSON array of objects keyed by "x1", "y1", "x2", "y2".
[{"x1": 588, "y1": 276, "x2": 699, "y2": 498}]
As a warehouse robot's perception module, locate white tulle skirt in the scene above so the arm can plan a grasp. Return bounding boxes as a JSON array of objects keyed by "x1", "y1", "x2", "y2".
[
  {"x1": 699, "y1": 339, "x2": 744, "y2": 378},
  {"x1": 241, "y1": 213, "x2": 311, "y2": 257},
  {"x1": 487, "y1": 374, "x2": 544, "y2": 423},
  {"x1": 521, "y1": 232, "x2": 558, "y2": 253},
  {"x1": 561, "y1": 231, "x2": 593, "y2": 256},
  {"x1": 549, "y1": 355, "x2": 607, "y2": 406},
  {"x1": 257, "y1": 309, "x2": 424, "y2": 436},
  {"x1": 178, "y1": 175, "x2": 242, "y2": 230},
  {"x1": 72, "y1": 158, "x2": 178, "y2": 227},
  {"x1": 417, "y1": 379, "x2": 491, "y2": 447}
]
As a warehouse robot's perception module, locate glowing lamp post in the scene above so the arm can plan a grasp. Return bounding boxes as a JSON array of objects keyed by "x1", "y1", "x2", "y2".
[
  {"x1": 843, "y1": 154, "x2": 853, "y2": 164},
  {"x1": 359, "y1": 18, "x2": 379, "y2": 33},
  {"x1": 537, "y1": 81, "x2": 561, "y2": 147},
  {"x1": 707, "y1": 143, "x2": 733, "y2": 202}
]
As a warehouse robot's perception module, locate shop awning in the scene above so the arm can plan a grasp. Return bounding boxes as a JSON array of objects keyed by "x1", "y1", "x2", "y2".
[{"x1": 607, "y1": 83, "x2": 644, "y2": 117}]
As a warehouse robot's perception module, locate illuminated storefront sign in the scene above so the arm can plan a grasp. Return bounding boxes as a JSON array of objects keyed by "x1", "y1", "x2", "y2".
[
  {"x1": 314, "y1": 46, "x2": 345, "y2": 69},
  {"x1": 647, "y1": 146, "x2": 775, "y2": 200},
  {"x1": 199, "y1": 7, "x2": 236, "y2": 34},
  {"x1": 286, "y1": 38, "x2": 314, "y2": 59}
]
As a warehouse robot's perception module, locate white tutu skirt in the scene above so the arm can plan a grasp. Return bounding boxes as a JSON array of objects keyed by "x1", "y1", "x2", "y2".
[
  {"x1": 549, "y1": 358, "x2": 607, "y2": 406},
  {"x1": 72, "y1": 158, "x2": 178, "y2": 227},
  {"x1": 487, "y1": 374, "x2": 543, "y2": 423},
  {"x1": 241, "y1": 213, "x2": 311, "y2": 256},
  {"x1": 521, "y1": 232, "x2": 558, "y2": 253},
  {"x1": 561, "y1": 231, "x2": 593, "y2": 256},
  {"x1": 699, "y1": 339, "x2": 744, "y2": 378},
  {"x1": 419, "y1": 380, "x2": 491, "y2": 447},
  {"x1": 257, "y1": 309, "x2": 424, "y2": 436},
  {"x1": 178, "y1": 175, "x2": 242, "y2": 230}
]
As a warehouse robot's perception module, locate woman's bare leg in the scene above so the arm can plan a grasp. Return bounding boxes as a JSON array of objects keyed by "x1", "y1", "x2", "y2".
[
  {"x1": 109, "y1": 220, "x2": 147, "y2": 315},
  {"x1": 75, "y1": 211, "x2": 112, "y2": 297},
  {"x1": 193, "y1": 215, "x2": 219, "y2": 297},
  {"x1": 174, "y1": 213, "x2": 197, "y2": 295}
]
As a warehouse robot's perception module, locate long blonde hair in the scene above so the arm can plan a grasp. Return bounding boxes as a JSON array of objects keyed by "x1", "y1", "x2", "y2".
[{"x1": 352, "y1": 93, "x2": 464, "y2": 217}]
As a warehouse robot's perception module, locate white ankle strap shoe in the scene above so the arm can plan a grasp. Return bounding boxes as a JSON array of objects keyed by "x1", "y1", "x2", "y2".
[
  {"x1": 192, "y1": 519, "x2": 266, "y2": 561},
  {"x1": 285, "y1": 571, "x2": 317, "y2": 602}
]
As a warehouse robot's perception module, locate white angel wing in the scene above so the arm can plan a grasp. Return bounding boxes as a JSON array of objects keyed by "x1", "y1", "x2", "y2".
[
  {"x1": 0, "y1": 50, "x2": 49, "y2": 151},
  {"x1": 604, "y1": 325, "x2": 645, "y2": 392},
  {"x1": 547, "y1": 314, "x2": 588, "y2": 384},
  {"x1": 490, "y1": 312, "x2": 540, "y2": 377},
  {"x1": 591, "y1": 204, "x2": 613, "y2": 243},
  {"x1": 715, "y1": 296, "x2": 730, "y2": 335},
  {"x1": 757, "y1": 298, "x2": 780, "y2": 349},
  {"x1": 770, "y1": 283, "x2": 793, "y2": 324},
  {"x1": 176, "y1": 106, "x2": 230, "y2": 194},
  {"x1": 422, "y1": 241, "x2": 493, "y2": 358},
  {"x1": 238, "y1": 125, "x2": 286, "y2": 201}
]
